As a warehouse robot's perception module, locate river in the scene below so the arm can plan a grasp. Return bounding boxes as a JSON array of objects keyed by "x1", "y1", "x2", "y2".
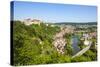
[{"x1": 71, "y1": 35, "x2": 80, "y2": 55}]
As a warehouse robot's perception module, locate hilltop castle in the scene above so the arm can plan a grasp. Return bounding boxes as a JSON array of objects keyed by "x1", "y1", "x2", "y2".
[{"x1": 23, "y1": 18, "x2": 42, "y2": 25}]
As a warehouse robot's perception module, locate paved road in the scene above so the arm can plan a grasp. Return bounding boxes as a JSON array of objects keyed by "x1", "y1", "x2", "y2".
[{"x1": 72, "y1": 43, "x2": 92, "y2": 58}]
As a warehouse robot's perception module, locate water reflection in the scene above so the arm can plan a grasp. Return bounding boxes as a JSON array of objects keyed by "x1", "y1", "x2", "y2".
[{"x1": 71, "y1": 35, "x2": 80, "y2": 55}]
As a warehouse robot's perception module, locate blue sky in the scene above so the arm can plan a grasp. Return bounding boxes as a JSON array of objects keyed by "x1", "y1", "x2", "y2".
[{"x1": 12, "y1": 1, "x2": 97, "y2": 23}]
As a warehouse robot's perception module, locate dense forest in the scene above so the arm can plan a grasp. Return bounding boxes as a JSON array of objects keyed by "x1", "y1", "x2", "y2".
[
  {"x1": 12, "y1": 21, "x2": 97, "y2": 66},
  {"x1": 54, "y1": 22, "x2": 97, "y2": 25}
]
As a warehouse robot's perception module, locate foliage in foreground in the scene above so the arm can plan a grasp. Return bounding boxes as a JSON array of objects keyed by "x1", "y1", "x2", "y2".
[{"x1": 13, "y1": 21, "x2": 97, "y2": 66}]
